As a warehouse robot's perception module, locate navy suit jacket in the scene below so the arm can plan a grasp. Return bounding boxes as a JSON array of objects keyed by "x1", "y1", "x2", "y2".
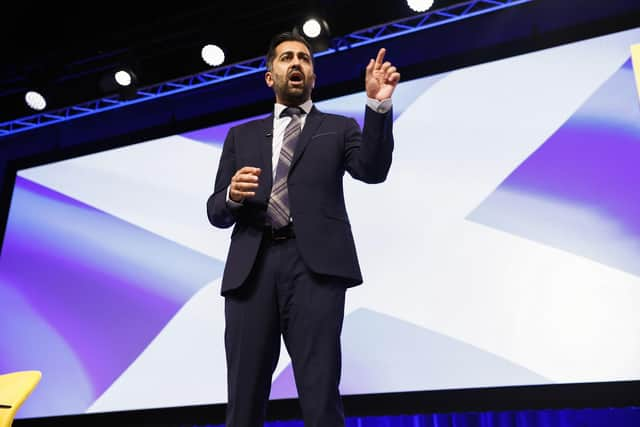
[{"x1": 207, "y1": 104, "x2": 394, "y2": 295}]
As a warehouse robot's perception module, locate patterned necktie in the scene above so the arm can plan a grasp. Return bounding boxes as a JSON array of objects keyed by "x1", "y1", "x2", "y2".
[{"x1": 266, "y1": 107, "x2": 303, "y2": 229}]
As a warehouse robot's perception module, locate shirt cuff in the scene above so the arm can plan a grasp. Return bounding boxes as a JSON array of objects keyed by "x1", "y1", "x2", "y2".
[
  {"x1": 226, "y1": 185, "x2": 244, "y2": 208},
  {"x1": 366, "y1": 97, "x2": 393, "y2": 114}
]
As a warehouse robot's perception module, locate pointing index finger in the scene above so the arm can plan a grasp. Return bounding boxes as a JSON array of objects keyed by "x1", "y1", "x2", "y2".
[{"x1": 375, "y1": 48, "x2": 386, "y2": 69}]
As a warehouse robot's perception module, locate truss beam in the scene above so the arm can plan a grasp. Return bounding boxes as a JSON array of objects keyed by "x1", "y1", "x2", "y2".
[{"x1": 0, "y1": 0, "x2": 532, "y2": 138}]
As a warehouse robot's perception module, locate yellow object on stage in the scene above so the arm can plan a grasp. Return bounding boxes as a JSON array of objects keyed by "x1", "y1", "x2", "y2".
[
  {"x1": 632, "y1": 44, "x2": 640, "y2": 103},
  {"x1": 0, "y1": 371, "x2": 42, "y2": 427}
]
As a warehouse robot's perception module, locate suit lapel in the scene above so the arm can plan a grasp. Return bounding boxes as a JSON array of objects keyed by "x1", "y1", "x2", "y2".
[
  {"x1": 290, "y1": 106, "x2": 325, "y2": 173},
  {"x1": 259, "y1": 115, "x2": 274, "y2": 197}
]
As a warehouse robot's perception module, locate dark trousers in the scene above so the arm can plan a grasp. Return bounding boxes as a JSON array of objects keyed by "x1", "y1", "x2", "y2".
[{"x1": 224, "y1": 234, "x2": 346, "y2": 427}]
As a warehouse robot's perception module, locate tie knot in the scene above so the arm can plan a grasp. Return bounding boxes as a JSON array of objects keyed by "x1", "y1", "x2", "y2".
[{"x1": 280, "y1": 107, "x2": 302, "y2": 118}]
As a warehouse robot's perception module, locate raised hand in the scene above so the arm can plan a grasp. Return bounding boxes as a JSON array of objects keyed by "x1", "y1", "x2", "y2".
[{"x1": 365, "y1": 48, "x2": 401, "y2": 101}]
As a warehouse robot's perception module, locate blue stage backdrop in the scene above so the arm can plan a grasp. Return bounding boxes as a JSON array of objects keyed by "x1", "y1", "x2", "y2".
[{"x1": 216, "y1": 407, "x2": 640, "y2": 427}]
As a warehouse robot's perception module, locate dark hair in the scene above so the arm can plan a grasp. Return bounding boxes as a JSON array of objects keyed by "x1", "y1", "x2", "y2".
[{"x1": 265, "y1": 31, "x2": 314, "y2": 71}]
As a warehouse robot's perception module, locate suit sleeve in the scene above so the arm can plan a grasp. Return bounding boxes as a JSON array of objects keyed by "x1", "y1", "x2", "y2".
[
  {"x1": 344, "y1": 106, "x2": 394, "y2": 184},
  {"x1": 207, "y1": 127, "x2": 240, "y2": 228}
]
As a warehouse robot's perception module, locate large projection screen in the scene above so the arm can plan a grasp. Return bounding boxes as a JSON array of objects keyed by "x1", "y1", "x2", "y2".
[{"x1": 2, "y1": 26, "x2": 640, "y2": 419}]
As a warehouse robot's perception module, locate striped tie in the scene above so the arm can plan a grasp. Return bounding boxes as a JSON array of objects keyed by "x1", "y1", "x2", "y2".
[{"x1": 266, "y1": 107, "x2": 302, "y2": 229}]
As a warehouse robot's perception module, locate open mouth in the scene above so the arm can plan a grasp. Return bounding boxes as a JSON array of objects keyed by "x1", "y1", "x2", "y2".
[{"x1": 289, "y1": 71, "x2": 304, "y2": 84}]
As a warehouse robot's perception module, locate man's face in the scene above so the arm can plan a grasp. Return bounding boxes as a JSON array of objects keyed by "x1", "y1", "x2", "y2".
[{"x1": 265, "y1": 40, "x2": 315, "y2": 105}]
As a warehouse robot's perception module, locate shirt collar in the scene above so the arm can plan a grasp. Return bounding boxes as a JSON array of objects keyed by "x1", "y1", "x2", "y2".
[{"x1": 274, "y1": 99, "x2": 313, "y2": 118}]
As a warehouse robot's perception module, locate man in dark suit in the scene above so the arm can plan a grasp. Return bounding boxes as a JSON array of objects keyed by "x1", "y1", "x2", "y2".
[{"x1": 207, "y1": 31, "x2": 400, "y2": 427}]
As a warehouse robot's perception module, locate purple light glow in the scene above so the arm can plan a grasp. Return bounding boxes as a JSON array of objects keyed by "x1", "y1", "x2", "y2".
[
  {"x1": 0, "y1": 177, "x2": 223, "y2": 416},
  {"x1": 470, "y1": 59, "x2": 640, "y2": 277}
]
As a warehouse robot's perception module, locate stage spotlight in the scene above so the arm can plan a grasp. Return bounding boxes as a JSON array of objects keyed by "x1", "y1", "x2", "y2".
[
  {"x1": 302, "y1": 19, "x2": 322, "y2": 38},
  {"x1": 201, "y1": 44, "x2": 225, "y2": 67},
  {"x1": 294, "y1": 18, "x2": 331, "y2": 53},
  {"x1": 24, "y1": 90, "x2": 47, "y2": 111},
  {"x1": 99, "y1": 66, "x2": 138, "y2": 100},
  {"x1": 114, "y1": 69, "x2": 133, "y2": 87},
  {"x1": 407, "y1": 0, "x2": 434, "y2": 12}
]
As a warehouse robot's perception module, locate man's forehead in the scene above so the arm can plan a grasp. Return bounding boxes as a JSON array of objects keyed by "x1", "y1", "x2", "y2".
[{"x1": 276, "y1": 41, "x2": 311, "y2": 56}]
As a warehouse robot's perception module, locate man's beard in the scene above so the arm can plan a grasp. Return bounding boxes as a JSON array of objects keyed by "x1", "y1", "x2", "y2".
[{"x1": 276, "y1": 79, "x2": 311, "y2": 104}]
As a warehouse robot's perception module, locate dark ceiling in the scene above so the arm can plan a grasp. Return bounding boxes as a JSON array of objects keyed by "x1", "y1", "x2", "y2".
[{"x1": 0, "y1": 1, "x2": 459, "y2": 122}]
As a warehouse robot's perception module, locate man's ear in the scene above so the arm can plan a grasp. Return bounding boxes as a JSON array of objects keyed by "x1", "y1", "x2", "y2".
[{"x1": 265, "y1": 71, "x2": 274, "y2": 88}]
